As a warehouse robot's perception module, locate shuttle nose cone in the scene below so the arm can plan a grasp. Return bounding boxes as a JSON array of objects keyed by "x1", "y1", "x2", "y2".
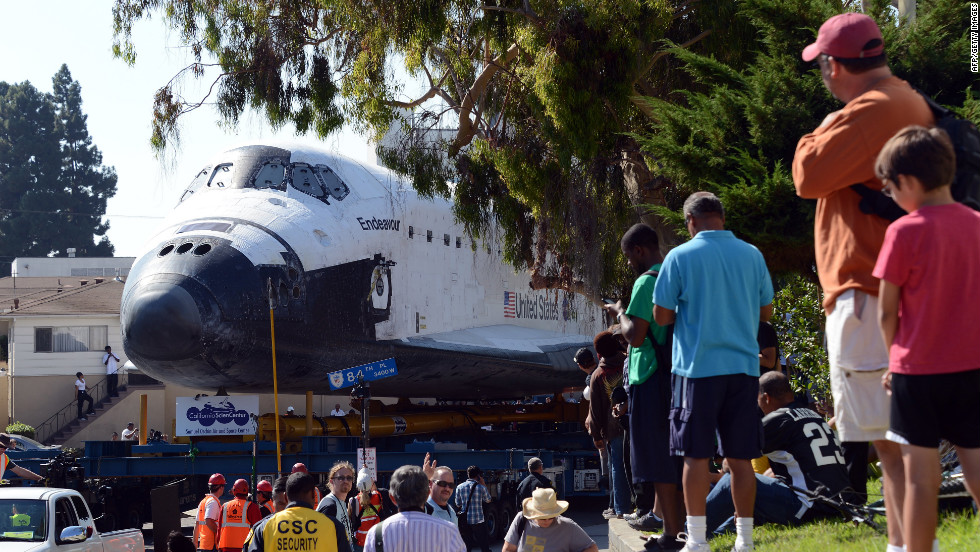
[{"x1": 124, "y1": 284, "x2": 203, "y2": 360}]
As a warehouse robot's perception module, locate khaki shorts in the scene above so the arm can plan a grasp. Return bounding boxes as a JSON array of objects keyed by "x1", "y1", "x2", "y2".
[{"x1": 826, "y1": 289, "x2": 890, "y2": 442}]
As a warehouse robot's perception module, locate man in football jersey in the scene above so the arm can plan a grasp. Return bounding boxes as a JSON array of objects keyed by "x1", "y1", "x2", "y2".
[{"x1": 705, "y1": 371, "x2": 851, "y2": 535}]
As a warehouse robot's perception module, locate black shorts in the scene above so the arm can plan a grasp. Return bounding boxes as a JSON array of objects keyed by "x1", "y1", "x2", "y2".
[
  {"x1": 888, "y1": 369, "x2": 980, "y2": 448},
  {"x1": 628, "y1": 364, "x2": 681, "y2": 484},
  {"x1": 669, "y1": 373, "x2": 762, "y2": 459}
]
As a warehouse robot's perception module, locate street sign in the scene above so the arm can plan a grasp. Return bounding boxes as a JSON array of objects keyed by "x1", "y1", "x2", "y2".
[
  {"x1": 327, "y1": 358, "x2": 398, "y2": 390},
  {"x1": 356, "y1": 447, "x2": 377, "y2": 481}
]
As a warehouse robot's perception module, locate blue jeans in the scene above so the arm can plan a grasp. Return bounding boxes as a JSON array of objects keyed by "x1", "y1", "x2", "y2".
[
  {"x1": 608, "y1": 435, "x2": 631, "y2": 515},
  {"x1": 705, "y1": 473, "x2": 807, "y2": 535}
]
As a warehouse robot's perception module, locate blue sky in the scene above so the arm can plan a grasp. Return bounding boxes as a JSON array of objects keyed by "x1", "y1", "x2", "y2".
[{"x1": 1, "y1": 1, "x2": 374, "y2": 257}]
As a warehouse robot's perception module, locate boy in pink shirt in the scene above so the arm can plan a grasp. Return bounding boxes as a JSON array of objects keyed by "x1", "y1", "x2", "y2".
[{"x1": 873, "y1": 126, "x2": 980, "y2": 552}]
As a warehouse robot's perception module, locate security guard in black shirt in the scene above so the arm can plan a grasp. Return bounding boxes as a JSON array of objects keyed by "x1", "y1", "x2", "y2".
[{"x1": 245, "y1": 472, "x2": 351, "y2": 552}]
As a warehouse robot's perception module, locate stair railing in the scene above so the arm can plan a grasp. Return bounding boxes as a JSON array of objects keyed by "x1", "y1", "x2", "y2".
[{"x1": 35, "y1": 370, "x2": 130, "y2": 444}]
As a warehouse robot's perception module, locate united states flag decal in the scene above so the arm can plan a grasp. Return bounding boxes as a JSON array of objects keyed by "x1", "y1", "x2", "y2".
[{"x1": 504, "y1": 291, "x2": 516, "y2": 318}]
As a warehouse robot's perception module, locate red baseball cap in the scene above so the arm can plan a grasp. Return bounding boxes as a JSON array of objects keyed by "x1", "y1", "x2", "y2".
[{"x1": 802, "y1": 13, "x2": 884, "y2": 62}]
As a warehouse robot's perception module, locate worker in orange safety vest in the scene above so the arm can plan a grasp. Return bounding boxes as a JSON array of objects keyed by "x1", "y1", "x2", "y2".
[
  {"x1": 195, "y1": 473, "x2": 225, "y2": 552},
  {"x1": 218, "y1": 479, "x2": 262, "y2": 552},
  {"x1": 256, "y1": 479, "x2": 276, "y2": 518},
  {"x1": 291, "y1": 463, "x2": 321, "y2": 505}
]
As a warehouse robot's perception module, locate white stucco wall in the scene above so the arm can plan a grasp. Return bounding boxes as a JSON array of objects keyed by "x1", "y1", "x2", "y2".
[{"x1": 8, "y1": 315, "x2": 124, "y2": 377}]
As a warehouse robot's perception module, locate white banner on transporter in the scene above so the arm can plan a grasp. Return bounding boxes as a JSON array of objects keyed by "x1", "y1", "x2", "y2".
[{"x1": 176, "y1": 395, "x2": 259, "y2": 436}]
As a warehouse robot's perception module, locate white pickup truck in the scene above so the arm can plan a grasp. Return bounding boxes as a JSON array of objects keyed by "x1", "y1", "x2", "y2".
[{"x1": 0, "y1": 487, "x2": 143, "y2": 552}]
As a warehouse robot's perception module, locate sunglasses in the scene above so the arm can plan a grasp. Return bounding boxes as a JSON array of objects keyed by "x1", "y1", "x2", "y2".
[
  {"x1": 432, "y1": 480, "x2": 455, "y2": 489},
  {"x1": 332, "y1": 475, "x2": 354, "y2": 482},
  {"x1": 880, "y1": 178, "x2": 898, "y2": 198}
]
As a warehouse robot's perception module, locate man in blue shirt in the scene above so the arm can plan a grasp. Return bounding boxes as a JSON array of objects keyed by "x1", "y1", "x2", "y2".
[
  {"x1": 653, "y1": 192, "x2": 774, "y2": 552},
  {"x1": 426, "y1": 466, "x2": 459, "y2": 526}
]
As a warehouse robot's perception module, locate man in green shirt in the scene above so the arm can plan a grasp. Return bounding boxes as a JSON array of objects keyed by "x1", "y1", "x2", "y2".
[{"x1": 604, "y1": 224, "x2": 684, "y2": 551}]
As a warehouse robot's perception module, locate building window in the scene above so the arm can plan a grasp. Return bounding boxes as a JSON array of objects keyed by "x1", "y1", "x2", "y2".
[{"x1": 34, "y1": 326, "x2": 108, "y2": 353}]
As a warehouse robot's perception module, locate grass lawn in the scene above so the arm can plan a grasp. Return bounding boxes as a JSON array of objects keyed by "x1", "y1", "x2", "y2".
[
  {"x1": 705, "y1": 510, "x2": 978, "y2": 551},
  {"x1": 670, "y1": 478, "x2": 979, "y2": 551}
]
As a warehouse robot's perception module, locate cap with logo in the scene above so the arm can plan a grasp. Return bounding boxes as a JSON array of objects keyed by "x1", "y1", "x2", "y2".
[{"x1": 802, "y1": 13, "x2": 884, "y2": 62}]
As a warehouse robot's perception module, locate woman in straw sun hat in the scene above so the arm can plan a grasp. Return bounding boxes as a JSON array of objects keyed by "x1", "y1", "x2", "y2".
[{"x1": 502, "y1": 488, "x2": 597, "y2": 552}]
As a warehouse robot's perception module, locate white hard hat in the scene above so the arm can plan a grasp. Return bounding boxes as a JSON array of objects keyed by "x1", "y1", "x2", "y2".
[{"x1": 356, "y1": 468, "x2": 373, "y2": 492}]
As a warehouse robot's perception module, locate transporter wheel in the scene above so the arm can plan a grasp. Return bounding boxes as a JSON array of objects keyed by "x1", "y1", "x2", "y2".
[
  {"x1": 125, "y1": 506, "x2": 143, "y2": 529},
  {"x1": 484, "y1": 504, "x2": 500, "y2": 543},
  {"x1": 498, "y1": 504, "x2": 516, "y2": 539}
]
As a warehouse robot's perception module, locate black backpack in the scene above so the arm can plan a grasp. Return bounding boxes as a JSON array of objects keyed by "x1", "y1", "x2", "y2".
[
  {"x1": 642, "y1": 269, "x2": 673, "y2": 375},
  {"x1": 851, "y1": 90, "x2": 980, "y2": 221}
]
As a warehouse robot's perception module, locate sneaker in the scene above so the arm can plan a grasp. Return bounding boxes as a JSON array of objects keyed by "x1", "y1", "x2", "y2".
[
  {"x1": 628, "y1": 512, "x2": 664, "y2": 531},
  {"x1": 644, "y1": 534, "x2": 686, "y2": 551},
  {"x1": 679, "y1": 541, "x2": 710, "y2": 552},
  {"x1": 625, "y1": 508, "x2": 650, "y2": 522},
  {"x1": 87, "y1": 411, "x2": 96, "y2": 415},
  {"x1": 602, "y1": 508, "x2": 616, "y2": 517},
  {"x1": 78, "y1": 417, "x2": 88, "y2": 421}
]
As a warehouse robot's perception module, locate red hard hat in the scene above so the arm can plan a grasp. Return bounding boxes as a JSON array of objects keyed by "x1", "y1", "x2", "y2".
[
  {"x1": 256, "y1": 480, "x2": 273, "y2": 493},
  {"x1": 209, "y1": 473, "x2": 226, "y2": 486},
  {"x1": 233, "y1": 479, "x2": 249, "y2": 494},
  {"x1": 291, "y1": 463, "x2": 309, "y2": 474}
]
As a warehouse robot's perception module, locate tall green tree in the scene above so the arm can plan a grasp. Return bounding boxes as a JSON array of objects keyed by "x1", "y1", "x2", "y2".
[
  {"x1": 51, "y1": 65, "x2": 116, "y2": 257},
  {"x1": 0, "y1": 66, "x2": 116, "y2": 274},
  {"x1": 0, "y1": 80, "x2": 63, "y2": 270}
]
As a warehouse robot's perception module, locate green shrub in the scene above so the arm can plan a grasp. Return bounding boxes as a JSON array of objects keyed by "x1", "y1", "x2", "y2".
[
  {"x1": 772, "y1": 274, "x2": 831, "y2": 404},
  {"x1": 5, "y1": 422, "x2": 36, "y2": 440}
]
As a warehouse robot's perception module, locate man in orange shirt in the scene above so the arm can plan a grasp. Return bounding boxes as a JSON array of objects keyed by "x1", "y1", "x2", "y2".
[
  {"x1": 218, "y1": 479, "x2": 262, "y2": 552},
  {"x1": 792, "y1": 13, "x2": 933, "y2": 552}
]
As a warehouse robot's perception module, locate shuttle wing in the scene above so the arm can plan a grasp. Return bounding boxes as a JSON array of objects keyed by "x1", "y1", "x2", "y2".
[{"x1": 392, "y1": 324, "x2": 592, "y2": 370}]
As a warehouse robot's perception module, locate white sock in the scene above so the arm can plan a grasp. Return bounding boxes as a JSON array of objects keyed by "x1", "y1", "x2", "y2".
[
  {"x1": 686, "y1": 515, "x2": 707, "y2": 544},
  {"x1": 933, "y1": 538, "x2": 940, "y2": 552},
  {"x1": 734, "y1": 517, "x2": 754, "y2": 548},
  {"x1": 886, "y1": 544, "x2": 903, "y2": 552}
]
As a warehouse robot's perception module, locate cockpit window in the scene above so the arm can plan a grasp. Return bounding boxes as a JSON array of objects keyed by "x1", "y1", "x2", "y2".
[
  {"x1": 290, "y1": 163, "x2": 327, "y2": 199},
  {"x1": 180, "y1": 157, "x2": 351, "y2": 206},
  {"x1": 179, "y1": 164, "x2": 233, "y2": 203},
  {"x1": 180, "y1": 167, "x2": 211, "y2": 202},
  {"x1": 208, "y1": 163, "x2": 233, "y2": 188},
  {"x1": 254, "y1": 161, "x2": 287, "y2": 190},
  {"x1": 315, "y1": 165, "x2": 350, "y2": 201}
]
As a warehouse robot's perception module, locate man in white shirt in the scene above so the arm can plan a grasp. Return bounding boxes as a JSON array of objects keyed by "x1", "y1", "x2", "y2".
[
  {"x1": 365, "y1": 465, "x2": 464, "y2": 552},
  {"x1": 74, "y1": 372, "x2": 95, "y2": 421},
  {"x1": 121, "y1": 422, "x2": 139, "y2": 441},
  {"x1": 330, "y1": 404, "x2": 346, "y2": 417},
  {"x1": 103, "y1": 346, "x2": 121, "y2": 397}
]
